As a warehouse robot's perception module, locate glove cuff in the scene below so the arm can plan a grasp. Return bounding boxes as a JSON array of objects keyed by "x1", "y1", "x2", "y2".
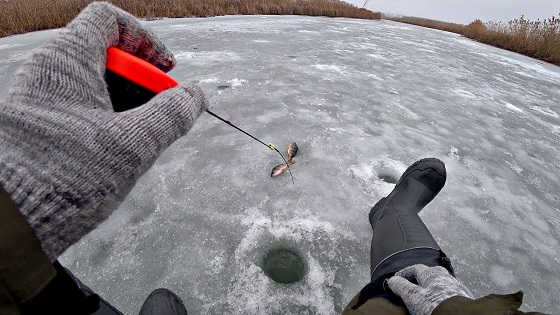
[
  {"x1": 0, "y1": 158, "x2": 110, "y2": 261},
  {"x1": 0, "y1": 161, "x2": 57, "y2": 260}
]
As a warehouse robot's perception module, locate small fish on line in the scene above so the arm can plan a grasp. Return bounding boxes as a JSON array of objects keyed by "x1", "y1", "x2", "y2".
[
  {"x1": 205, "y1": 109, "x2": 295, "y2": 183},
  {"x1": 287, "y1": 142, "x2": 298, "y2": 162},
  {"x1": 271, "y1": 160, "x2": 296, "y2": 177},
  {"x1": 271, "y1": 142, "x2": 299, "y2": 178}
]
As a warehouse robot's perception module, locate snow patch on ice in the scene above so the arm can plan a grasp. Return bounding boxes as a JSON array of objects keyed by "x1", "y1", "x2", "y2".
[
  {"x1": 367, "y1": 73, "x2": 382, "y2": 81},
  {"x1": 498, "y1": 55, "x2": 560, "y2": 80},
  {"x1": 304, "y1": 256, "x2": 336, "y2": 314},
  {"x1": 454, "y1": 37, "x2": 484, "y2": 48},
  {"x1": 334, "y1": 49, "x2": 355, "y2": 55},
  {"x1": 503, "y1": 102, "x2": 524, "y2": 113},
  {"x1": 3, "y1": 51, "x2": 29, "y2": 63},
  {"x1": 298, "y1": 30, "x2": 319, "y2": 34},
  {"x1": 229, "y1": 78, "x2": 247, "y2": 88},
  {"x1": 371, "y1": 159, "x2": 406, "y2": 182},
  {"x1": 297, "y1": 108, "x2": 337, "y2": 124},
  {"x1": 0, "y1": 43, "x2": 23, "y2": 50},
  {"x1": 255, "y1": 110, "x2": 285, "y2": 124},
  {"x1": 454, "y1": 89, "x2": 476, "y2": 99},
  {"x1": 393, "y1": 102, "x2": 420, "y2": 120},
  {"x1": 417, "y1": 48, "x2": 437, "y2": 54},
  {"x1": 448, "y1": 147, "x2": 461, "y2": 160},
  {"x1": 489, "y1": 265, "x2": 516, "y2": 287},
  {"x1": 208, "y1": 254, "x2": 226, "y2": 275},
  {"x1": 312, "y1": 64, "x2": 345, "y2": 74},
  {"x1": 383, "y1": 23, "x2": 413, "y2": 31},
  {"x1": 198, "y1": 78, "x2": 219, "y2": 83},
  {"x1": 455, "y1": 207, "x2": 500, "y2": 239},
  {"x1": 349, "y1": 163, "x2": 375, "y2": 182},
  {"x1": 350, "y1": 158, "x2": 407, "y2": 196},
  {"x1": 175, "y1": 51, "x2": 241, "y2": 64},
  {"x1": 169, "y1": 24, "x2": 192, "y2": 29},
  {"x1": 353, "y1": 42, "x2": 378, "y2": 50},
  {"x1": 504, "y1": 160, "x2": 523, "y2": 175},
  {"x1": 529, "y1": 106, "x2": 558, "y2": 118}
]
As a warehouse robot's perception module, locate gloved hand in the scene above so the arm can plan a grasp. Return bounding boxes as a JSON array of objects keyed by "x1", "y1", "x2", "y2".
[
  {"x1": 387, "y1": 264, "x2": 473, "y2": 315},
  {"x1": 0, "y1": 2, "x2": 208, "y2": 260}
]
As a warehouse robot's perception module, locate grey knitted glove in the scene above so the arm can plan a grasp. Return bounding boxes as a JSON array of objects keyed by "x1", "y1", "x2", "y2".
[
  {"x1": 387, "y1": 264, "x2": 473, "y2": 315},
  {"x1": 0, "y1": 2, "x2": 208, "y2": 260}
]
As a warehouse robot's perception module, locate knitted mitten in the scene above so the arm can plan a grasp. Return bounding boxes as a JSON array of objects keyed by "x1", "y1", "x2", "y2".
[
  {"x1": 387, "y1": 264, "x2": 474, "y2": 315},
  {"x1": 0, "y1": 2, "x2": 208, "y2": 260}
]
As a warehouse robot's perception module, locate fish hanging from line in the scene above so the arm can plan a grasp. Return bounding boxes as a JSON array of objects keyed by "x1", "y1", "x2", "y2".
[
  {"x1": 287, "y1": 142, "x2": 298, "y2": 162},
  {"x1": 271, "y1": 159, "x2": 296, "y2": 177},
  {"x1": 205, "y1": 109, "x2": 295, "y2": 183},
  {"x1": 271, "y1": 142, "x2": 298, "y2": 178}
]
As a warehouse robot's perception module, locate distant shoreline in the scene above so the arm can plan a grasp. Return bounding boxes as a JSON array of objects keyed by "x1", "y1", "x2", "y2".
[
  {"x1": 0, "y1": 0, "x2": 380, "y2": 38},
  {"x1": 385, "y1": 15, "x2": 560, "y2": 67},
  {"x1": 2, "y1": 0, "x2": 557, "y2": 67}
]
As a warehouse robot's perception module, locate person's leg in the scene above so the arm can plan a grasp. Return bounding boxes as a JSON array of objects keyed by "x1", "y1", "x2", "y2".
[
  {"x1": 348, "y1": 158, "x2": 455, "y2": 311},
  {"x1": 68, "y1": 264, "x2": 189, "y2": 315},
  {"x1": 68, "y1": 265, "x2": 188, "y2": 315},
  {"x1": 22, "y1": 261, "x2": 188, "y2": 315},
  {"x1": 21, "y1": 261, "x2": 122, "y2": 315},
  {"x1": 369, "y1": 158, "x2": 446, "y2": 275}
]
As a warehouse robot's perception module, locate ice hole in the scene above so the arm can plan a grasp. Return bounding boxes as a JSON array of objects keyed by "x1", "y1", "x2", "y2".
[
  {"x1": 262, "y1": 248, "x2": 306, "y2": 284},
  {"x1": 374, "y1": 161, "x2": 402, "y2": 184},
  {"x1": 378, "y1": 174, "x2": 398, "y2": 184}
]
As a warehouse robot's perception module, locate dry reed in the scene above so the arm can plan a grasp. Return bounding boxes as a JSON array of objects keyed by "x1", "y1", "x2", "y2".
[
  {"x1": 0, "y1": 0, "x2": 380, "y2": 38},
  {"x1": 465, "y1": 15, "x2": 560, "y2": 65}
]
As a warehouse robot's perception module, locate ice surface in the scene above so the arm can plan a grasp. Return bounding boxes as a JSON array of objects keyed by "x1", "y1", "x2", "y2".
[{"x1": 1, "y1": 16, "x2": 559, "y2": 314}]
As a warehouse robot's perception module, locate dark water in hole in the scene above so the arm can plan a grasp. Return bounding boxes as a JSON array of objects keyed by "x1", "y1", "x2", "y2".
[
  {"x1": 262, "y1": 248, "x2": 306, "y2": 284},
  {"x1": 379, "y1": 174, "x2": 398, "y2": 184}
]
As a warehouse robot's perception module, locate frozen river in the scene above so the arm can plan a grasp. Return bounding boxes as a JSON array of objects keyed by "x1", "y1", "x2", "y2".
[{"x1": 1, "y1": 15, "x2": 559, "y2": 314}]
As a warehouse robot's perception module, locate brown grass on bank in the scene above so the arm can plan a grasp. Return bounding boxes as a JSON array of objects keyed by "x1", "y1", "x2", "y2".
[
  {"x1": 0, "y1": 0, "x2": 380, "y2": 38},
  {"x1": 385, "y1": 14, "x2": 560, "y2": 66},
  {"x1": 464, "y1": 16, "x2": 560, "y2": 65},
  {"x1": 383, "y1": 15, "x2": 465, "y2": 35}
]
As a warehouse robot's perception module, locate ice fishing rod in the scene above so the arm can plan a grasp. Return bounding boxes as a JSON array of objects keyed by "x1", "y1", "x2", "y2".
[
  {"x1": 105, "y1": 47, "x2": 294, "y2": 184},
  {"x1": 205, "y1": 109, "x2": 294, "y2": 184}
]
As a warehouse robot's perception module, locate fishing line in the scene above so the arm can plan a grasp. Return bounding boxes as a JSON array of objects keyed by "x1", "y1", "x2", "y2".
[{"x1": 206, "y1": 109, "x2": 294, "y2": 184}]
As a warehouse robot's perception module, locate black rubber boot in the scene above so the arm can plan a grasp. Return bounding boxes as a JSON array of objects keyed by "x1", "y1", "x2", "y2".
[
  {"x1": 369, "y1": 158, "x2": 447, "y2": 275},
  {"x1": 139, "y1": 288, "x2": 188, "y2": 315}
]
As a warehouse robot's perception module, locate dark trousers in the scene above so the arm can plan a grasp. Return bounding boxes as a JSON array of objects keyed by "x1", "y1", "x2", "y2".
[
  {"x1": 352, "y1": 198, "x2": 454, "y2": 310},
  {"x1": 22, "y1": 261, "x2": 122, "y2": 315},
  {"x1": 370, "y1": 196, "x2": 452, "y2": 282}
]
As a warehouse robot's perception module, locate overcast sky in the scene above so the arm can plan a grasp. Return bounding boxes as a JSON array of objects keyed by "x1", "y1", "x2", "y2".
[{"x1": 346, "y1": 0, "x2": 560, "y2": 24}]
